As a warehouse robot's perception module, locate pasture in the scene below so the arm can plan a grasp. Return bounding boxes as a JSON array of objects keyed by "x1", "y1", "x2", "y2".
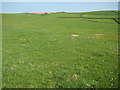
[{"x1": 2, "y1": 11, "x2": 119, "y2": 88}]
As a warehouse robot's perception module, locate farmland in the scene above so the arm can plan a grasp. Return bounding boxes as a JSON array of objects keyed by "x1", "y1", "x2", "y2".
[{"x1": 2, "y1": 11, "x2": 119, "y2": 88}]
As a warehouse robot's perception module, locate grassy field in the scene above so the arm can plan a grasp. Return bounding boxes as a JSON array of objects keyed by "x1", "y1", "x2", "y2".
[{"x1": 2, "y1": 11, "x2": 119, "y2": 88}]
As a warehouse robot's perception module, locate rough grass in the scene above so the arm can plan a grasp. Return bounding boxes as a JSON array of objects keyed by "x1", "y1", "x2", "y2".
[{"x1": 2, "y1": 11, "x2": 118, "y2": 88}]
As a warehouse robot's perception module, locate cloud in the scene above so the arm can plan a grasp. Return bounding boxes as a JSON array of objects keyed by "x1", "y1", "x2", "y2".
[{"x1": 1, "y1": 0, "x2": 120, "y2": 2}]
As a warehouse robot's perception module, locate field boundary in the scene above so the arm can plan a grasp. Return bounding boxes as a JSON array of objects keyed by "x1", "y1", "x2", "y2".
[{"x1": 58, "y1": 17, "x2": 120, "y2": 24}]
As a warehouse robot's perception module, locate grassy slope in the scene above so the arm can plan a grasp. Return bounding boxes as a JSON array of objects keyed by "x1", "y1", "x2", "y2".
[{"x1": 2, "y1": 11, "x2": 118, "y2": 88}]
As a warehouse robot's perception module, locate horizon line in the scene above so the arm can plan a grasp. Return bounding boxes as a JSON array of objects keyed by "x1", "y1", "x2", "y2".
[{"x1": 1, "y1": 9, "x2": 119, "y2": 14}]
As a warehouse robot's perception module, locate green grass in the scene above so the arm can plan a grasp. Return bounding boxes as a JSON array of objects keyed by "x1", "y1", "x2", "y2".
[
  {"x1": 82, "y1": 11, "x2": 118, "y2": 18},
  {"x1": 2, "y1": 11, "x2": 119, "y2": 88}
]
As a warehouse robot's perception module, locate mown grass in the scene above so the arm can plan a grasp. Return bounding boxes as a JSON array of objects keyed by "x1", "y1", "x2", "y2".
[{"x1": 2, "y1": 11, "x2": 119, "y2": 88}]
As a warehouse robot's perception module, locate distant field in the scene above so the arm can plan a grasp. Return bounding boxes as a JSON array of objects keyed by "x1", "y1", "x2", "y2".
[{"x1": 2, "y1": 11, "x2": 119, "y2": 88}]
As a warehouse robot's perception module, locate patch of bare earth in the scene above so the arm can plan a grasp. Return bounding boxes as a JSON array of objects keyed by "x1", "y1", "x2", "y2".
[
  {"x1": 30, "y1": 12, "x2": 48, "y2": 14},
  {"x1": 71, "y1": 34, "x2": 79, "y2": 37}
]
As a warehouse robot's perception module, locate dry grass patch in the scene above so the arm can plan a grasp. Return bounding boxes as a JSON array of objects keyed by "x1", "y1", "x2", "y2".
[
  {"x1": 71, "y1": 34, "x2": 79, "y2": 37},
  {"x1": 94, "y1": 33, "x2": 107, "y2": 36}
]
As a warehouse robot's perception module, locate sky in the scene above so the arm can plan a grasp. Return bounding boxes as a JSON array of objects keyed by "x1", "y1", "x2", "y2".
[
  {"x1": 1, "y1": 0, "x2": 120, "y2": 2},
  {"x1": 2, "y1": 2, "x2": 118, "y2": 13}
]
